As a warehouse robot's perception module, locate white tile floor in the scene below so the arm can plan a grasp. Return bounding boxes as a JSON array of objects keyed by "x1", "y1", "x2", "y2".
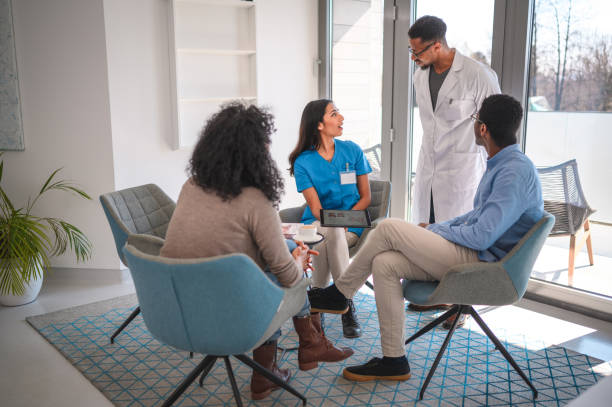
[{"x1": 1, "y1": 269, "x2": 611, "y2": 407}]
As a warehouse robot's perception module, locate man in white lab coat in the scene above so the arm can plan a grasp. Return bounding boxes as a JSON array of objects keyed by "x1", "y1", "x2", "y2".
[{"x1": 407, "y1": 15, "x2": 500, "y2": 317}]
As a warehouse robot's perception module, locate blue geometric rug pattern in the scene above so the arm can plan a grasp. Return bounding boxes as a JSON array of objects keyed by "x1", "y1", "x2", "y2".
[{"x1": 26, "y1": 292, "x2": 605, "y2": 406}]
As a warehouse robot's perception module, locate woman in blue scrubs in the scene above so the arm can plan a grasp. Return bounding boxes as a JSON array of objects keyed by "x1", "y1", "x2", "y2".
[{"x1": 289, "y1": 99, "x2": 372, "y2": 338}]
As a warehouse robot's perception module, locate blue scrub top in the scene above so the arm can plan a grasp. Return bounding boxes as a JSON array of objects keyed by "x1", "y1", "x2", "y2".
[{"x1": 294, "y1": 139, "x2": 372, "y2": 236}]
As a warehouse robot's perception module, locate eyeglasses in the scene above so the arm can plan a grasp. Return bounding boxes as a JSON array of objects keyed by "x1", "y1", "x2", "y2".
[
  {"x1": 470, "y1": 113, "x2": 484, "y2": 125},
  {"x1": 409, "y1": 41, "x2": 436, "y2": 57}
]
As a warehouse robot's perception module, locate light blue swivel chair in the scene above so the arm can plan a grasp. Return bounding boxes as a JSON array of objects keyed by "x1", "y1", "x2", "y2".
[
  {"x1": 403, "y1": 213, "x2": 555, "y2": 400},
  {"x1": 123, "y1": 234, "x2": 310, "y2": 407},
  {"x1": 99, "y1": 184, "x2": 175, "y2": 343}
]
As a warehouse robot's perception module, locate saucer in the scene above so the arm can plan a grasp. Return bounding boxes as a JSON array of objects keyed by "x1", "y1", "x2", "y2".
[{"x1": 293, "y1": 232, "x2": 324, "y2": 244}]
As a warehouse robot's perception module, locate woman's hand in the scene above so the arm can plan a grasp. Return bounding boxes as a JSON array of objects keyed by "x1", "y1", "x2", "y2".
[{"x1": 292, "y1": 241, "x2": 319, "y2": 272}]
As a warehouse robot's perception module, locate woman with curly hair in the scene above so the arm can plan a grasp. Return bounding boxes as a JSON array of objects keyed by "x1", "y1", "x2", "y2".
[
  {"x1": 161, "y1": 102, "x2": 353, "y2": 401},
  {"x1": 289, "y1": 99, "x2": 372, "y2": 339}
]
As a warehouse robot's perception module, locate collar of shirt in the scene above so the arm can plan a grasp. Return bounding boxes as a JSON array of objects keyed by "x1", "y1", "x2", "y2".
[{"x1": 486, "y1": 144, "x2": 521, "y2": 170}]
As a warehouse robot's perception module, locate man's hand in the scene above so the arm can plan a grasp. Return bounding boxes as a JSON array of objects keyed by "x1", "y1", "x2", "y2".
[{"x1": 418, "y1": 222, "x2": 429, "y2": 228}]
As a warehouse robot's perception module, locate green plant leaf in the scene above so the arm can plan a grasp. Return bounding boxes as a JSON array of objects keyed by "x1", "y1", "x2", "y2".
[{"x1": 0, "y1": 160, "x2": 92, "y2": 296}]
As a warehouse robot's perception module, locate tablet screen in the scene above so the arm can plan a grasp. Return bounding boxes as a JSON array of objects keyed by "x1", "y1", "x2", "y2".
[{"x1": 320, "y1": 209, "x2": 372, "y2": 228}]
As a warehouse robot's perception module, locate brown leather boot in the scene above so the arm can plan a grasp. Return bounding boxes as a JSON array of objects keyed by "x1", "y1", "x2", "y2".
[
  {"x1": 251, "y1": 340, "x2": 291, "y2": 400},
  {"x1": 293, "y1": 313, "x2": 354, "y2": 371}
]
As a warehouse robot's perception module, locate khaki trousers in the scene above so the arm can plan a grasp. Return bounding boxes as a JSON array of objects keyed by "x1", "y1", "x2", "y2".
[
  {"x1": 335, "y1": 218, "x2": 479, "y2": 357},
  {"x1": 310, "y1": 221, "x2": 359, "y2": 288}
]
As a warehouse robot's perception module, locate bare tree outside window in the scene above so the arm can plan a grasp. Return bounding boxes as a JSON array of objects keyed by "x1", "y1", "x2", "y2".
[{"x1": 530, "y1": 0, "x2": 612, "y2": 112}]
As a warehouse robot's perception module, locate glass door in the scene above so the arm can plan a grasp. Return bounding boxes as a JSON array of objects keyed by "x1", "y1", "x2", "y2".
[
  {"x1": 525, "y1": 0, "x2": 612, "y2": 298},
  {"x1": 330, "y1": 0, "x2": 385, "y2": 179},
  {"x1": 407, "y1": 0, "x2": 496, "y2": 220}
]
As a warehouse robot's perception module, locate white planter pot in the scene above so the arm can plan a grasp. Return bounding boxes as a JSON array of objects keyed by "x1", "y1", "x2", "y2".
[{"x1": 0, "y1": 266, "x2": 44, "y2": 307}]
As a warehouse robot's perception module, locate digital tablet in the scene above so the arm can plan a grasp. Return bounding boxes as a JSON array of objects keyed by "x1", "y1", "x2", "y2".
[{"x1": 320, "y1": 209, "x2": 372, "y2": 228}]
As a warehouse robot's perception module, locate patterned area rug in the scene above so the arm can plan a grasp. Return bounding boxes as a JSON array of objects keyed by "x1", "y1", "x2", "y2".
[{"x1": 27, "y1": 292, "x2": 604, "y2": 406}]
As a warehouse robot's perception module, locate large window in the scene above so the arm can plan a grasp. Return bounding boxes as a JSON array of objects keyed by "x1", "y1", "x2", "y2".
[{"x1": 525, "y1": 0, "x2": 612, "y2": 296}]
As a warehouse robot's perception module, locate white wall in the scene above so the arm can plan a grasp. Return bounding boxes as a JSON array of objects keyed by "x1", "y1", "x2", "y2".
[
  {"x1": 102, "y1": 0, "x2": 319, "y2": 210},
  {"x1": 255, "y1": 0, "x2": 319, "y2": 210},
  {"x1": 103, "y1": 0, "x2": 191, "y2": 200},
  {"x1": 8, "y1": 0, "x2": 118, "y2": 269},
  {"x1": 5, "y1": 0, "x2": 318, "y2": 270}
]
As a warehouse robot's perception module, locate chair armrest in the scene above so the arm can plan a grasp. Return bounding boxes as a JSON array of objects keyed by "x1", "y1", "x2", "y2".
[
  {"x1": 126, "y1": 234, "x2": 165, "y2": 257},
  {"x1": 279, "y1": 205, "x2": 306, "y2": 223},
  {"x1": 428, "y1": 262, "x2": 519, "y2": 306}
]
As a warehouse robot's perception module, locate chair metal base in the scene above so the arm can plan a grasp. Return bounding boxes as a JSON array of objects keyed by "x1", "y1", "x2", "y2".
[
  {"x1": 405, "y1": 304, "x2": 538, "y2": 401},
  {"x1": 161, "y1": 353, "x2": 306, "y2": 407},
  {"x1": 110, "y1": 306, "x2": 140, "y2": 344}
]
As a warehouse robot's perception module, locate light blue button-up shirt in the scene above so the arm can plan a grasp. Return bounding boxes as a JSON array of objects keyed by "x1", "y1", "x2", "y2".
[{"x1": 427, "y1": 144, "x2": 544, "y2": 262}]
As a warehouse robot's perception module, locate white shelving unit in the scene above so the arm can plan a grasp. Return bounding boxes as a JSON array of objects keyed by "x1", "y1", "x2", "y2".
[{"x1": 168, "y1": 0, "x2": 257, "y2": 149}]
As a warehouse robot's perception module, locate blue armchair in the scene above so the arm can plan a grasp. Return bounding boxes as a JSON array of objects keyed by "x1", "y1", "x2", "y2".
[
  {"x1": 123, "y1": 234, "x2": 310, "y2": 406},
  {"x1": 403, "y1": 213, "x2": 555, "y2": 400}
]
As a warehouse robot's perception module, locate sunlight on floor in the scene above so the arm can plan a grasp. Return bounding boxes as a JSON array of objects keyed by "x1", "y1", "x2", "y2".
[{"x1": 533, "y1": 244, "x2": 612, "y2": 297}]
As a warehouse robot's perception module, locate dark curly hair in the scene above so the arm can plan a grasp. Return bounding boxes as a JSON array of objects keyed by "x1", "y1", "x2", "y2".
[
  {"x1": 188, "y1": 102, "x2": 284, "y2": 206},
  {"x1": 288, "y1": 99, "x2": 332, "y2": 176},
  {"x1": 478, "y1": 94, "x2": 523, "y2": 148}
]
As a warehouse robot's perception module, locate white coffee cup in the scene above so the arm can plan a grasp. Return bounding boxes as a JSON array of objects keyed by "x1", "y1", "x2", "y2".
[{"x1": 298, "y1": 224, "x2": 317, "y2": 240}]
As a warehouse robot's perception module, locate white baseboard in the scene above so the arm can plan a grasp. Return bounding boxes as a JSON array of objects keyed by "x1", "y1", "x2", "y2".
[{"x1": 46, "y1": 267, "x2": 132, "y2": 283}]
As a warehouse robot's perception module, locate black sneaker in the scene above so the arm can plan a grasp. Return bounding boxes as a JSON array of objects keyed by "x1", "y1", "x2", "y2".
[
  {"x1": 308, "y1": 285, "x2": 349, "y2": 314},
  {"x1": 343, "y1": 357, "x2": 411, "y2": 382},
  {"x1": 342, "y1": 299, "x2": 362, "y2": 338}
]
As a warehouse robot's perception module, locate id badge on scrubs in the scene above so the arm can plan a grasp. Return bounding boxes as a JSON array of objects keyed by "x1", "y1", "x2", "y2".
[{"x1": 340, "y1": 163, "x2": 357, "y2": 185}]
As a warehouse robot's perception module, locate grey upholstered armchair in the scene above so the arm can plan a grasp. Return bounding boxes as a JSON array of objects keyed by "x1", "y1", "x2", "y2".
[{"x1": 99, "y1": 183, "x2": 176, "y2": 343}]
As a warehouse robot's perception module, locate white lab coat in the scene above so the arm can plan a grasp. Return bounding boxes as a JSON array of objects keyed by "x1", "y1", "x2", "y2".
[{"x1": 411, "y1": 51, "x2": 501, "y2": 224}]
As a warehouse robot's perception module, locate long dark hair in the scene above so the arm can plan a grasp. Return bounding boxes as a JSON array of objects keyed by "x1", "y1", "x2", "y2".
[
  {"x1": 288, "y1": 99, "x2": 332, "y2": 176},
  {"x1": 189, "y1": 102, "x2": 284, "y2": 206}
]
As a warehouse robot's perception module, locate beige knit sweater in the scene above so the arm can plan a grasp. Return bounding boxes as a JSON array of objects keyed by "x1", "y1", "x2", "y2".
[{"x1": 160, "y1": 179, "x2": 302, "y2": 287}]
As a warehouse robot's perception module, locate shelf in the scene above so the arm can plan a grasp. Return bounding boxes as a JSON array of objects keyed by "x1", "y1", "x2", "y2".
[
  {"x1": 176, "y1": 0, "x2": 255, "y2": 8},
  {"x1": 177, "y1": 48, "x2": 256, "y2": 56},
  {"x1": 180, "y1": 96, "x2": 257, "y2": 103}
]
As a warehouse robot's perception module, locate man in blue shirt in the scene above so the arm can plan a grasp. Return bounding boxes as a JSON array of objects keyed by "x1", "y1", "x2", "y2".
[{"x1": 308, "y1": 94, "x2": 544, "y2": 381}]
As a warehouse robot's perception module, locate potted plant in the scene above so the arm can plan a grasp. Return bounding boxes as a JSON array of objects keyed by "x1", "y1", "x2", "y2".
[{"x1": 0, "y1": 154, "x2": 93, "y2": 306}]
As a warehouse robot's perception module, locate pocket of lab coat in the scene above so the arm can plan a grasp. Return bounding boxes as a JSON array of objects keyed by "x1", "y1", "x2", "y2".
[{"x1": 440, "y1": 97, "x2": 475, "y2": 122}]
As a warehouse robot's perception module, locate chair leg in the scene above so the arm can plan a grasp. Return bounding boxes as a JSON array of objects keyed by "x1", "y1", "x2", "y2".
[
  {"x1": 469, "y1": 308, "x2": 538, "y2": 399},
  {"x1": 235, "y1": 354, "x2": 307, "y2": 406},
  {"x1": 405, "y1": 305, "x2": 459, "y2": 345},
  {"x1": 223, "y1": 357, "x2": 243, "y2": 407},
  {"x1": 417, "y1": 305, "x2": 465, "y2": 400},
  {"x1": 161, "y1": 355, "x2": 216, "y2": 407},
  {"x1": 110, "y1": 306, "x2": 140, "y2": 344},
  {"x1": 198, "y1": 355, "x2": 217, "y2": 387},
  {"x1": 584, "y1": 219, "x2": 594, "y2": 266},
  {"x1": 568, "y1": 235, "x2": 576, "y2": 286}
]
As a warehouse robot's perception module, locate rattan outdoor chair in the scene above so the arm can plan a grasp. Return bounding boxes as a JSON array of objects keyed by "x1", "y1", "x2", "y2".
[{"x1": 537, "y1": 159, "x2": 595, "y2": 285}]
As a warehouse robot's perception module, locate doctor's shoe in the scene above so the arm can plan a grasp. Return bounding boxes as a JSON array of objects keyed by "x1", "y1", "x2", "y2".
[
  {"x1": 343, "y1": 356, "x2": 411, "y2": 382},
  {"x1": 342, "y1": 299, "x2": 362, "y2": 338},
  {"x1": 308, "y1": 284, "x2": 349, "y2": 314}
]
